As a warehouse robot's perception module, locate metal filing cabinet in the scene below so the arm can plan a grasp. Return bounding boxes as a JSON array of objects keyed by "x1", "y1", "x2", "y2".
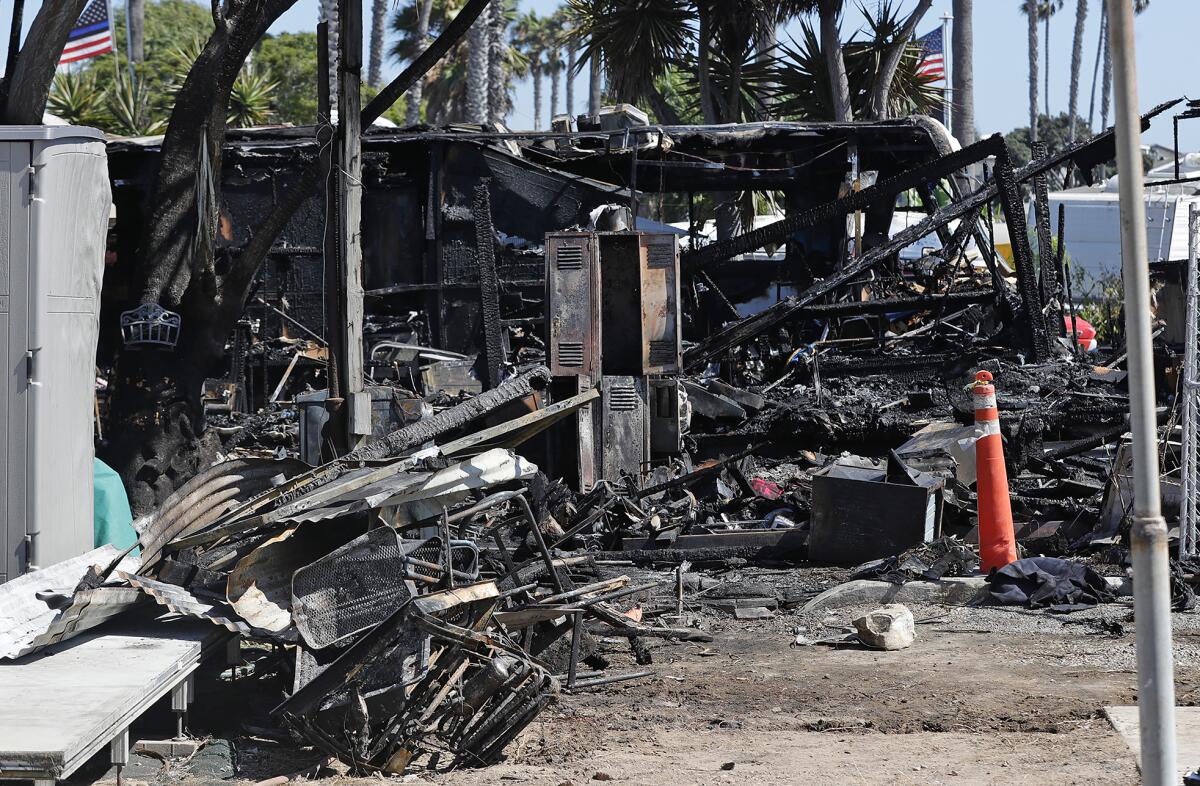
[{"x1": 0, "y1": 126, "x2": 110, "y2": 582}]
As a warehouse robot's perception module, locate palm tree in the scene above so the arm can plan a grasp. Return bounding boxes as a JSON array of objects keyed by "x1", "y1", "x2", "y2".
[
  {"x1": 1021, "y1": 1, "x2": 1042, "y2": 142},
  {"x1": 588, "y1": 53, "x2": 601, "y2": 113},
  {"x1": 1066, "y1": 0, "x2": 1087, "y2": 144},
  {"x1": 46, "y1": 70, "x2": 107, "y2": 126},
  {"x1": 369, "y1": 0, "x2": 387, "y2": 87},
  {"x1": 392, "y1": 0, "x2": 471, "y2": 124},
  {"x1": 559, "y1": 12, "x2": 577, "y2": 117},
  {"x1": 487, "y1": 0, "x2": 507, "y2": 124},
  {"x1": 321, "y1": 0, "x2": 339, "y2": 107},
  {"x1": 951, "y1": 0, "x2": 975, "y2": 147},
  {"x1": 1086, "y1": 0, "x2": 1104, "y2": 132},
  {"x1": 405, "y1": 0, "x2": 433, "y2": 125},
  {"x1": 1097, "y1": 0, "x2": 1149, "y2": 130},
  {"x1": 513, "y1": 11, "x2": 547, "y2": 128},
  {"x1": 771, "y1": 12, "x2": 943, "y2": 121},
  {"x1": 465, "y1": 6, "x2": 490, "y2": 122},
  {"x1": 545, "y1": 13, "x2": 564, "y2": 122}
]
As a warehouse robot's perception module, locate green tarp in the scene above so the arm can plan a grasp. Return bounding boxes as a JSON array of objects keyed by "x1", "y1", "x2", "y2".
[{"x1": 93, "y1": 458, "x2": 137, "y2": 553}]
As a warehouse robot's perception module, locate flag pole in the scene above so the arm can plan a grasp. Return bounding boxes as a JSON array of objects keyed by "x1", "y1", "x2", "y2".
[
  {"x1": 941, "y1": 12, "x2": 953, "y2": 135},
  {"x1": 109, "y1": 0, "x2": 133, "y2": 84}
]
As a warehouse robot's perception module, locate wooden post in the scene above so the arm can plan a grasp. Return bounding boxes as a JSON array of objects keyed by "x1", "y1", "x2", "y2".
[{"x1": 337, "y1": 0, "x2": 368, "y2": 444}]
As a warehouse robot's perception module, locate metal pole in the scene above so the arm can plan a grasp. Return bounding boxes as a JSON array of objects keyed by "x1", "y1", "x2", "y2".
[
  {"x1": 941, "y1": 12, "x2": 953, "y2": 135},
  {"x1": 1106, "y1": 1, "x2": 1177, "y2": 782},
  {"x1": 1180, "y1": 203, "x2": 1200, "y2": 558}
]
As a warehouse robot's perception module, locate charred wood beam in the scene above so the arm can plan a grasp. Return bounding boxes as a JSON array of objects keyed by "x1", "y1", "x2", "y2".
[
  {"x1": 681, "y1": 100, "x2": 1178, "y2": 276},
  {"x1": 992, "y1": 141, "x2": 1051, "y2": 362},
  {"x1": 683, "y1": 177, "x2": 1010, "y2": 371},
  {"x1": 682, "y1": 134, "x2": 1006, "y2": 274},
  {"x1": 634, "y1": 444, "x2": 762, "y2": 500},
  {"x1": 793, "y1": 290, "x2": 994, "y2": 318},
  {"x1": 816, "y1": 353, "x2": 952, "y2": 378},
  {"x1": 348, "y1": 365, "x2": 552, "y2": 461},
  {"x1": 474, "y1": 182, "x2": 505, "y2": 389},
  {"x1": 1032, "y1": 142, "x2": 1057, "y2": 308}
]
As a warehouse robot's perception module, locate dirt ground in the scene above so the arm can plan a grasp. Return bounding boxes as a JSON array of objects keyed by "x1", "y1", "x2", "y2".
[{"x1": 76, "y1": 570, "x2": 1200, "y2": 786}]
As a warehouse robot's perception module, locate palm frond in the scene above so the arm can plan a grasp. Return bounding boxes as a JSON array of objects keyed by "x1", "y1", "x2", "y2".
[{"x1": 47, "y1": 70, "x2": 108, "y2": 126}]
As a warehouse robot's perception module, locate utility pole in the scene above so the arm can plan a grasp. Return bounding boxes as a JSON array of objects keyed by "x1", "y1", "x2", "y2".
[
  {"x1": 336, "y1": 0, "x2": 368, "y2": 448},
  {"x1": 1106, "y1": 0, "x2": 1177, "y2": 783}
]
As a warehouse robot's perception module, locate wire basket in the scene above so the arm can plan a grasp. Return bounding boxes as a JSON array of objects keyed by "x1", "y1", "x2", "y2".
[{"x1": 120, "y1": 303, "x2": 181, "y2": 348}]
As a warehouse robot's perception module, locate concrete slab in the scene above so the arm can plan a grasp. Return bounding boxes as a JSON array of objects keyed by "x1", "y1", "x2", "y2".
[
  {"x1": 1104, "y1": 705, "x2": 1200, "y2": 778},
  {"x1": 0, "y1": 618, "x2": 224, "y2": 781}
]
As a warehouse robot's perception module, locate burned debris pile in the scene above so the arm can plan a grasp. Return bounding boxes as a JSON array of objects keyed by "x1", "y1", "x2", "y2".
[{"x1": 18, "y1": 99, "x2": 1197, "y2": 774}]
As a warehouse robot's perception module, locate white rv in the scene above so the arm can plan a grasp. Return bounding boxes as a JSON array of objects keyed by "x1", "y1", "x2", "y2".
[{"x1": 1032, "y1": 154, "x2": 1200, "y2": 292}]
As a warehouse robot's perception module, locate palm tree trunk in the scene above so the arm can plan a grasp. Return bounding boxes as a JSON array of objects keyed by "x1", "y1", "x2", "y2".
[
  {"x1": 368, "y1": 0, "x2": 385, "y2": 87},
  {"x1": 1087, "y1": 0, "x2": 1105, "y2": 132},
  {"x1": 951, "y1": 0, "x2": 974, "y2": 146},
  {"x1": 588, "y1": 52, "x2": 601, "y2": 113},
  {"x1": 532, "y1": 65, "x2": 543, "y2": 129},
  {"x1": 696, "y1": 6, "x2": 718, "y2": 123},
  {"x1": 128, "y1": 0, "x2": 144, "y2": 62},
  {"x1": 1067, "y1": 0, "x2": 1087, "y2": 143},
  {"x1": 465, "y1": 10, "x2": 489, "y2": 123},
  {"x1": 321, "y1": 0, "x2": 339, "y2": 108},
  {"x1": 1043, "y1": 10, "x2": 1050, "y2": 117},
  {"x1": 1100, "y1": 11, "x2": 1112, "y2": 129},
  {"x1": 566, "y1": 43, "x2": 575, "y2": 117},
  {"x1": 865, "y1": 0, "x2": 932, "y2": 119},
  {"x1": 755, "y1": 25, "x2": 777, "y2": 120},
  {"x1": 405, "y1": 0, "x2": 433, "y2": 126},
  {"x1": 549, "y1": 57, "x2": 560, "y2": 121},
  {"x1": 819, "y1": 0, "x2": 853, "y2": 122},
  {"x1": 1027, "y1": 0, "x2": 1038, "y2": 143},
  {"x1": 487, "y1": 0, "x2": 505, "y2": 123}
]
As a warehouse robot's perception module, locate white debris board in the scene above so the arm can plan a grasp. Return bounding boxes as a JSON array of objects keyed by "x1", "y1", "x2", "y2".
[
  {"x1": 1104, "y1": 705, "x2": 1200, "y2": 778},
  {"x1": 0, "y1": 618, "x2": 221, "y2": 781}
]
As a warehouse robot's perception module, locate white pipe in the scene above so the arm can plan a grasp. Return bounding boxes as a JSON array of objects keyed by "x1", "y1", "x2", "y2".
[{"x1": 1106, "y1": 1, "x2": 1177, "y2": 783}]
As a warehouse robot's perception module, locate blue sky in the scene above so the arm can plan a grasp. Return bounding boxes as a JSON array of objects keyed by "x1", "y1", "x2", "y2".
[{"x1": 4, "y1": 0, "x2": 1197, "y2": 148}]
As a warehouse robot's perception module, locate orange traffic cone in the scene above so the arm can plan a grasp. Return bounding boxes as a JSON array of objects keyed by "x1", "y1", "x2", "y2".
[{"x1": 972, "y1": 370, "x2": 1018, "y2": 572}]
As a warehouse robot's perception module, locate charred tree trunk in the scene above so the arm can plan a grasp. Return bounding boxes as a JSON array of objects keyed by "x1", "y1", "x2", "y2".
[{"x1": 107, "y1": 0, "x2": 300, "y2": 513}]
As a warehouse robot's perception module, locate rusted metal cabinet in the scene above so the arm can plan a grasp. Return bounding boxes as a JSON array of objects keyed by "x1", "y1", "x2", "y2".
[
  {"x1": 648, "y1": 378, "x2": 682, "y2": 455},
  {"x1": 545, "y1": 232, "x2": 601, "y2": 377},
  {"x1": 600, "y1": 376, "x2": 649, "y2": 483},
  {"x1": 597, "y1": 232, "x2": 681, "y2": 376},
  {"x1": 638, "y1": 234, "x2": 682, "y2": 375}
]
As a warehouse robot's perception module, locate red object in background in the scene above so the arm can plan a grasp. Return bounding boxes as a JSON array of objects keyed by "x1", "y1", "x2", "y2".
[
  {"x1": 750, "y1": 478, "x2": 783, "y2": 500},
  {"x1": 1063, "y1": 316, "x2": 1098, "y2": 352}
]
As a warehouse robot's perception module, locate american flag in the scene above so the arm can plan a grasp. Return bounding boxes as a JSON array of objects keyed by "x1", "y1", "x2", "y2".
[
  {"x1": 916, "y1": 27, "x2": 945, "y2": 82},
  {"x1": 59, "y1": 0, "x2": 114, "y2": 65}
]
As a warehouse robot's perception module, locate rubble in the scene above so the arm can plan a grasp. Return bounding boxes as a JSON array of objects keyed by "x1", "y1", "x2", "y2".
[
  {"x1": 852, "y1": 604, "x2": 916, "y2": 651},
  {"x1": 16, "y1": 95, "x2": 1200, "y2": 779}
]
